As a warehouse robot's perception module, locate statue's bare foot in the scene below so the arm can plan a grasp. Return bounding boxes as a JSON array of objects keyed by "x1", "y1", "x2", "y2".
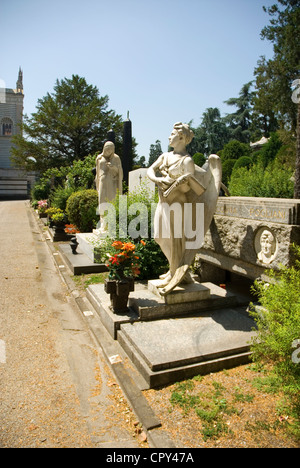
[
  {"x1": 159, "y1": 270, "x2": 170, "y2": 280},
  {"x1": 156, "y1": 273, "x2": 172, "y2": 288}
]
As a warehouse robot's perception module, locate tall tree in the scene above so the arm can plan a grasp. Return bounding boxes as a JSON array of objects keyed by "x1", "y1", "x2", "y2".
[
  {"x1": 148, "y1": 140, "x2": 162, "y2": 166},
  {"x1": 252, "y1": 57, "x2": 279, "y2": 138},
  {"x1": 223, "y1": 82, "x2": 254, "y2": 143},
  {"x1": 200, "y1": 107, "x2": 230, "y2": 154},
  {"x1": 253, "y1": 0, "x2": 300, "y2": 197},
  {"x1": 11, "y1": 75, "x2": 123, "y2": 172}
]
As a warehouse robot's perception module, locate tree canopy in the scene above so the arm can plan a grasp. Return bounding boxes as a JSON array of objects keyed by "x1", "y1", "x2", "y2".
[{"x1": 12, "y1": 75, "x2": 124, "y2": 172}]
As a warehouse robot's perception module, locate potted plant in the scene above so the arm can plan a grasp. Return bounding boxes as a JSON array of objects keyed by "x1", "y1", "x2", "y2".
[
  {"x1": 51, "y1": 211, "x2": 66, "y2": 227},
  {"x1": 49, "y1": 211, "x2": 68, "y2": 241},
  {"x1": 104, "y1": 240, "x2": 140, "y2": 314},
  {"x1": 64, "y1": 224, "x2": 80, "y2": 254},
  {"x1": 37, "y1": 200, "x2": 48, "y2": 218},
  {"x1": 45, "y1": 207, "x2": 63, "y2": 227}
]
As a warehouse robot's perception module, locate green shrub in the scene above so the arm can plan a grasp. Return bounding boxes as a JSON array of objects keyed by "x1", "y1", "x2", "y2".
[
  {"x1": 99, "y1": 183, "x2": 168, "y2": 279},
  {"x1": 49, "y1": 186, "x2": 76, "y2": 211},
  {"x1": 250, "y1": 245, "x2": 300, "y2": 433},
  {"x1": 31, "y1": 181, "x2": 51, "y2": 201},
  {"x1": 135, "y1": 238, "x2": 168, "y2": 280},
  {"x1": 51, "y1": 212, "x2": 66, "y2": 226},
  {"x1": 222, "y1": 159, "x2": 236, "y2": 186},
  {"x1": 193, "y1": 153, "x2": 206, "y2": 167},
  {"x1": 233, "y1": 156, "x2": 252, "y2": 170},
  {"x1": 221, "y1": 140, "x2": 251, "y2": 162},
  {"x1": 258, "y1": 132, "x2": 282, "y2": 168},
  {"x1": 228, "y1": 161, "x2": 294, "y2": 198},
  {"x1": 45, "y1": 207, "x2": 63, "y2": 218},
  {"x1": 66, "y1": 189, "x2": 98, "y2": 232}
]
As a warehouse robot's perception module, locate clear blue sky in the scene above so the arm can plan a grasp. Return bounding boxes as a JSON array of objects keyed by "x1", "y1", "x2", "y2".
[{"x1": 0, "y1": 0, "x2": 275, "y2": 161}]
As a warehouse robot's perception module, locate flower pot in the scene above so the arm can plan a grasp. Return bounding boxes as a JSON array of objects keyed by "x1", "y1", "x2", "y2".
[
  {"x1": 104, "y1": 278, "x2": 134, "y2": 314},
  {"x1": 104, "y1": 279, "x2": 117, "y2": 294}
]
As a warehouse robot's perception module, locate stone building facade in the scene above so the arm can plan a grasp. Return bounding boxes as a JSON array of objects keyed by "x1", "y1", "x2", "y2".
[{"x1": 0, "y1": 69, "x2": 35, "y2": 198}]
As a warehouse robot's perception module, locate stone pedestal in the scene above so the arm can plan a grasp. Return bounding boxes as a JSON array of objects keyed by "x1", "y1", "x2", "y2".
[
  {"x1": 128, "y1": 281, "x2": 236, "y2": 321},
  {"x1": 76, "y1": 232, "x2": 106, "y2": 263},
  {"x1": 86, "y1": 279, "x2": 255, "y2": 387},
  {"x1": 148, "y1": 279, "x2": 210, "y2": 304}
]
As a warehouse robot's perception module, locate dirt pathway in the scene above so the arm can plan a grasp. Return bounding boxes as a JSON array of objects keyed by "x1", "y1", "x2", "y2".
[{"x1": 0, "y1": 200, "x2": 140, "y2": 448}]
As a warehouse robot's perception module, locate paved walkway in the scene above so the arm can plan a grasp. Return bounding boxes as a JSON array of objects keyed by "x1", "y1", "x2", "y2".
[{"x1": 0, "y1": 200, "x2": 140, "y2": 448}]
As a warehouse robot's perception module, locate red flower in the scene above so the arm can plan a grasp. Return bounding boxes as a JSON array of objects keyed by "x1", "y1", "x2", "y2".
[{"x1": 111, "y1": 255, "x2": 120, "y2": 265}]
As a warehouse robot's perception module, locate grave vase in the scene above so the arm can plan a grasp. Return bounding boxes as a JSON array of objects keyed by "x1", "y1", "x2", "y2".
[{"x1": 104, "y1": 278, "x2": 134, "y2": 314}]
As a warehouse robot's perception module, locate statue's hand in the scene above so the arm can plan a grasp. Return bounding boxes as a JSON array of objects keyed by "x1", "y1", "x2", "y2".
[
  {"x1": 157, "y1": 176, "x2": 173, "y2": 191},
  {"x1": 162, "y1": 175, "x2": 173, "y2": 186}
]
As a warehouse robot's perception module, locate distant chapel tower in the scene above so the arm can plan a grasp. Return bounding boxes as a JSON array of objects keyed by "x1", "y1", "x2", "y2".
[{"x1": 0, "y1": 68, "x2": 34, "y2": 198}]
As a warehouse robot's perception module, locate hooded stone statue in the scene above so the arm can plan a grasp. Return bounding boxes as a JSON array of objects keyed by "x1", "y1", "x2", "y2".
[{"x1": 95, "y1": 141, "x2": 123, "y2": 232}]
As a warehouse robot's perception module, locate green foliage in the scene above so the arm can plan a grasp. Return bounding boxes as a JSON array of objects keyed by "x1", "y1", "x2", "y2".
[
  {"x1": 258, "y1": 132, "x2": 282, "y2": 168},
  {"x1": 228, "y1": 159, "x2": 294, "y2": 198},
  {"x1": 100, "y1": 183, "x2": 168, "y2": 280},
  {"x1": 148, "y1": 140, "x2": 162, "y2": 166},
  {"x1": 222, "y1": 159, "x2": 236, "y2": 186},
  {"x1": 107, "y1": 182, "x2": 157, "y2": 239},
  {"x1": 135, "y1": 238, "x2": 168, "y2": 280},
  {"x1": 220, "y1": 139, "x2": 251, "y2": 162},
  {"x1": 228, "y1": 131, "x2": 294, "y2": 198},
  {"x1": 192, "y1": 152, "x2": 206, "y2": 167},
  {"x1": 31, "y1": 181, "x2": 51, "y2": 201},
  {"x1": 11, "y1": 75, "x2": 123, "y2": 172},
  {"x1": 170, "y1": 378, "x2": 238, "y2": 441},
  {"x1": 223, "y1": 81, "x2": 254, "y2": 142},
  {"x1": 254, "y1": 0, "x2": 299, "y2": 132},
  {"x1": 197, "y1": 107, "x2": 230, "y2": 155},
  {"x1": 66, "y1": 189, "x2": 98, "y2": 232},
  {"x1": 49, "y1": 186, "x2": 76, "y2": 211},
  {"x1": 45, "y1": 207, "x2": 63, "y2": 218},
  {"x1": 233, "y1": 156, "x2": 253, "y2": 170},
  {"x1": 51, "y1": 211, "x2": 66, "y2": 225},
  {"x1": 250, "y1": 245, "x2": 300, "y2": 426}
]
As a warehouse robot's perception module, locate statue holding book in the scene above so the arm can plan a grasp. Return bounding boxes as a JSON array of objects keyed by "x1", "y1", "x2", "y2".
[{"x1": 147, "y1": 122, "x2": 222, "y2": 295}]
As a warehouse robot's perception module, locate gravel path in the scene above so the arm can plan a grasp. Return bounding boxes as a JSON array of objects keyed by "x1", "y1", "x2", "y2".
[{"x1": 0, "y1": 201, "x2": 140, "y2": 448}]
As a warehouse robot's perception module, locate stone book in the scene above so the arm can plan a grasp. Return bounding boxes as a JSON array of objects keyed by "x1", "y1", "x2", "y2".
[{"x1": 162, "y1": 174, "x2": 205, "y2": 200}]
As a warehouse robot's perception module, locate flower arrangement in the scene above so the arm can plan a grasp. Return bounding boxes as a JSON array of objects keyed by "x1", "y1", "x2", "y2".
[
  {"x1": 106, "y1": 240, "x2": 140, "y2": 280},
  {"x1": 51, "y1": 212, "x2": 66, "y2": 226},
  {"x1": 64, "y1": 224, "x2": 80, "y2": 234},
  {"x1": 37, "y1": 200, "x2": 48, "y2": 214},
  {"x1": 45, "y1": 207, "x2": 63, "y2": 218}
]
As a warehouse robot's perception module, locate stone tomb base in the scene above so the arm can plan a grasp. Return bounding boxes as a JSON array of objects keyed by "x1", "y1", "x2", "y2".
[{"x1": 86, "y1": 281, "x2": 256, "y2": 387}]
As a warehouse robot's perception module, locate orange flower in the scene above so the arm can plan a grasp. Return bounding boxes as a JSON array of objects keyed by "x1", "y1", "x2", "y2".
[
  {"x1": 112, "y1": 240, "x2": 123, "y2": 250},
  {"x1": 140, "y1": 240, "x2": 146, "y2": 246},
  {"x1": 122, "y1": 242, "x2": 136, "y2": 252},
  {"x1": 132, "y1": 267, "x2": 140, "y2": 276}
]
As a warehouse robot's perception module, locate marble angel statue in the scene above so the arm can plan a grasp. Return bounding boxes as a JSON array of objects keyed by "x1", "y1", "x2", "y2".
[{"x1": 147, "y1": 122, "x2": 222, "y2": 296}]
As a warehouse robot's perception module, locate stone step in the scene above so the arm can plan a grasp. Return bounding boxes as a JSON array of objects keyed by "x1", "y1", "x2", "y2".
[{"x1": 117, "y1": 323, "x2": 253, "y2": 388}]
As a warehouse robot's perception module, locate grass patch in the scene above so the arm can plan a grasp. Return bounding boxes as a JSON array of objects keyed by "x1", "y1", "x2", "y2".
[
  {"x1": 170, "y1": 378, "x2": 238, "y2": 441},
  {"x1": 72, "y1": 272, "x2": 109, "y2": 290}
]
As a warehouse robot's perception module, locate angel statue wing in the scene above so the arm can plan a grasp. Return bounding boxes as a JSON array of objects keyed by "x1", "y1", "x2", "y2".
[{"x1": 159, "y1": 154, "x2": 222, "y2": 296}]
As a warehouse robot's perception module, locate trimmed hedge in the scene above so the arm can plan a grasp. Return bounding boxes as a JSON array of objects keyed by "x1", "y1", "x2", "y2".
[{"x1": 66, "y1": 189, "x2": 98, "y2": 232}]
